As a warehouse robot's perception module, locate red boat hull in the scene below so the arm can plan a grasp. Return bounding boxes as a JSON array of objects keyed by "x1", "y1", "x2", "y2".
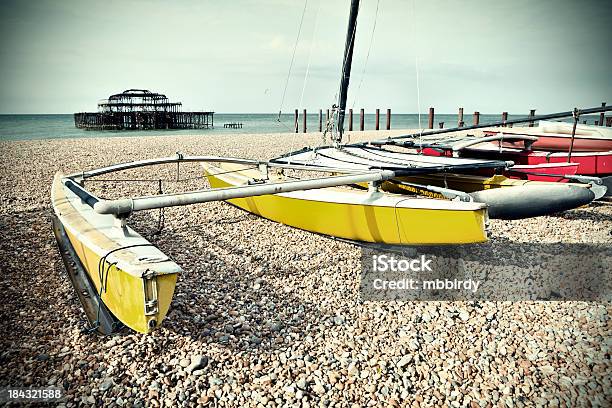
[
  {"x1": 420, "y1": 147, "x2": 580, "y2": 182},
  {"x1": 484, "y1": 130, "x2": 612, "y2": 152},
  {"x1": 459, "y1": 145, "x2": 612, "y2": 177},
  {"x1": 504, "y1": 162, "x2": 579, "y2": 182}
]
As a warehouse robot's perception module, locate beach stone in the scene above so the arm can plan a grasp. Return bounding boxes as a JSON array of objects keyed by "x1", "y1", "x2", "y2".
[
  {"x1": 99, "y1": 378, "x2": 114, "y2": 391},
  {"x1": 36, "y1": 353, "x2": 50, "y2": 361},
  {"x1": 296, "y1": 379, "x2": 308, "y2": 390},
  {"x1": 269, "y1": 321, "x2": 283, "y2": 332},
  {"x1": 397, "y1": 355, "x2": 413, "y2": 368},
  {"x1": 312, "y1": 384, "x2": 326, "y2": 395},
  {"x1": 186, "y1": 355, "x2": 208, "y2": 373}
]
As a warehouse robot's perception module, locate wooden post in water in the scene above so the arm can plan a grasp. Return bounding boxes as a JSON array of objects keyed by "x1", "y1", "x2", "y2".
[
  {"x1": 319, "y1": 109, "x2": 323, "y2": 132},
  {"x1": 428, "y1": 107, "x2": 434, "y2": 129},
  {"x1": 600, "y1": 102, "x2": 606, "y2": 126},
  {"x1": 502, "y1": 112, "x2": 508, "y2": 126},
  {"x1": 473, "y1": 111, "x2": 480, "y2": 125},
  {"x1": 439, "y1": 122, "x2": 444, "y2": 129},
  {"x1": 386, "y1": 109, "x2": 391, "y2": 130},
  {"x1": 294, "y1": 109, "x2": 299, "y2": 133},
  {"x1": 529, "y1": 109, "x2": 536, "y2": 127},
  {"x1": 375, "y1": 109, "x2": 380, "y2": 130},
  {"x1": 348, "y1": 109, "x2": 353, "y2": 131},
  {"x1": 360, "y1": 108, "x2": 365, "y2": 131},
  {"x1": 458, "y1": 108, "x2": 464, "y2": 127},
  {"x1": 303, "y1": 109, "x2": 307, "y2": 133},
  {"x1": 326, "y1": 109, "x2": 330, "y2": 124}
]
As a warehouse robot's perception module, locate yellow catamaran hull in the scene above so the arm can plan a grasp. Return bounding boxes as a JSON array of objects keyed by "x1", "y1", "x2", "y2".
[
  {"x1": 387, "y1": 173, "x2": 540, "y2": 198},
  {"x1": 51, "y1": 174, "x2": 181, "y2": 333},
  {"x1": 203, "y1": 163, "x2": 489, "y2": 245}
]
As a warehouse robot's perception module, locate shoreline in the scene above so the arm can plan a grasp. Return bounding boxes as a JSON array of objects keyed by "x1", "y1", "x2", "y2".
[{"x1": 0, "y1": 131, "x2": 610, "y2": 406}]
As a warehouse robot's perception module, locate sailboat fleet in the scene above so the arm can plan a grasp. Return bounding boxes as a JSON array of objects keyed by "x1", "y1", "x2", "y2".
[{"x1": 51, "y1": 0, "x2": 611, "y2": 333}]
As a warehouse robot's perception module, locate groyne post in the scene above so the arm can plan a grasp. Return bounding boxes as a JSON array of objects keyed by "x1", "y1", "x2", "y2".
[
  {"x1": 473, "y1": 111, "x2": 480, "y2": 125},
  {"x1": 502, "y1": 112, "x2": 508, "y2": 126},
  {"x1": 375, "y1": 109, "x2": 380, "y2": 130},
  {"x1": 529, "y1": 109, "x2": 536, "y2": 127},
  {"x1": 428, "y1": 107, "x2": 434, "y2": 129},
  {"x1": 294, "y1": 109, "x2": 299, "y2": 133},
  {"x1": 360, "y1": 109, "x2": 365, "y2": 131},
  {"x1": 319, "y1": 109, "x2": 323, "y2": 132},
  {"x1": 303, "y1": 109, "x2": 307, "y2": 133},
  {"x1": 386, "y1": 109, "x2": 391, "y2": 130},
  {"x1": 458, "y1": 108, "x2": 464, "y2": 127},
  {"x1": 349, "y1": 109, "x2": 353, "y2": 131}
]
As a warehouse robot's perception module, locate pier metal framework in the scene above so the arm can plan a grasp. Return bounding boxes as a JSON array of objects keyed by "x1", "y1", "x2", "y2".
[{"x1": 74, "y1": 89, "x2": 213, "y2": 130}]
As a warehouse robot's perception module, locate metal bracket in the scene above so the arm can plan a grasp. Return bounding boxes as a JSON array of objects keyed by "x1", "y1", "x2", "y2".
[
  {"x1": 142, "y1": 269, "x2": 159, "y2": 316},
  {"x1": 368, "y1": 180, "x2": 382, "y2": 192},
  {"x1": 247, "y1": 178, "x2": 266, "y2": 185},
  {"x1": 258, "y1": 163, "x2": 270, "y2": 180}
]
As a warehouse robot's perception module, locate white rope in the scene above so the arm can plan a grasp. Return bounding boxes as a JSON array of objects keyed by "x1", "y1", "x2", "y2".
[
  {"x1": 351, "y1": 0, "x2": 380, "y2": 110},
  {"x1": 278, "y1": 0, "x2": 309, "y2": 120}
]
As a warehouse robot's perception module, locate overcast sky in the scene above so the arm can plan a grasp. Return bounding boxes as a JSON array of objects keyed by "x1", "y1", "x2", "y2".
[{"x1": 0, "y1": 0, "x2": 610, "y2": 114}]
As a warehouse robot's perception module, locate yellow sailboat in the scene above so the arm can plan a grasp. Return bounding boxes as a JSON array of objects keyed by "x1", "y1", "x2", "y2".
[
  {"x1": 51, "y1": 173, "x2": 181, "y2": 334},
  {"x1": 202, "y1": 162, "x2": 489, "y2": 245}
]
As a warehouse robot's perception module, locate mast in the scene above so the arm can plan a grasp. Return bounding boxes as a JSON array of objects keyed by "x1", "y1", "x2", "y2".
[{"x1": 334, "y1": 0, "x2": 360, "y2": 144}]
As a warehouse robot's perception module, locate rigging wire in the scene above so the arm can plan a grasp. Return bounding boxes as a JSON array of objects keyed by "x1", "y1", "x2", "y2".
[
  {"x1": 278, "y1": 0, "x2": 309, "y2": 121},
  {"x1": 351, "y1": 0, "x2": 380, "y2": 110},
  {"x1": 289, "y1": 0, "x2": 322, "y2": 156},
  {"x1": 411, "y1": 0, "x2": 424, "y2": 150},
  {"x1": 298, "y1": 0, "x2": 321, "y2": 109}
]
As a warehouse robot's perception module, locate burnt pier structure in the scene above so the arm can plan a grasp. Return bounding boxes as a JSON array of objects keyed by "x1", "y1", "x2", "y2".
[{"x1": 74, "y1": 89, "x2": 214, "y2": 130}]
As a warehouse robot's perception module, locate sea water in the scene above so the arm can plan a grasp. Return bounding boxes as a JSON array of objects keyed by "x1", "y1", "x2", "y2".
[{"x1": 0, "y1": 113, "x2": 596, "y2": 142}]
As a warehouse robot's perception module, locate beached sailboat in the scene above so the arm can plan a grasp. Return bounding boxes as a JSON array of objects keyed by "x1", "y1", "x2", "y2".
[
  {"x1": 482, "y1": 121, "x2": 612, "y2": 152},
  {"x1": 51, "y1": 0, "x2": 610, "y2": 334},
  {"x1": 453, "y1": 130, "x2": 612, "y2": 177}
]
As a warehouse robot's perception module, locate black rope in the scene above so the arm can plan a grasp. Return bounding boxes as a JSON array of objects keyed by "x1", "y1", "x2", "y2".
[
  {"x1": 154, "y1": 180, "x2": 165, "y2": 236},
  {"x1": 84, "y1": 243, "x2": 158, "y2": 334}
]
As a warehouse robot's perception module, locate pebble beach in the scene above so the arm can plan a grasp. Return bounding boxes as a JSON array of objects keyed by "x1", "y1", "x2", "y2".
[{"x1": 0, "y1": 130, "x2": 610, "y2": 407}]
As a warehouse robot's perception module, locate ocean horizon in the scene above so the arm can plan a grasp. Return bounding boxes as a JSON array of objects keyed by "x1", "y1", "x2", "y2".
[{"x1": 0, "y1": 112, "x2": 599, "y2": 142}]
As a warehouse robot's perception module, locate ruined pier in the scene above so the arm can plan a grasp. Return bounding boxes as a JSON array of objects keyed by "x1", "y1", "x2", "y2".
[{"x1": 74, "y1": 89, "x2": 214, "y2": 130}]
